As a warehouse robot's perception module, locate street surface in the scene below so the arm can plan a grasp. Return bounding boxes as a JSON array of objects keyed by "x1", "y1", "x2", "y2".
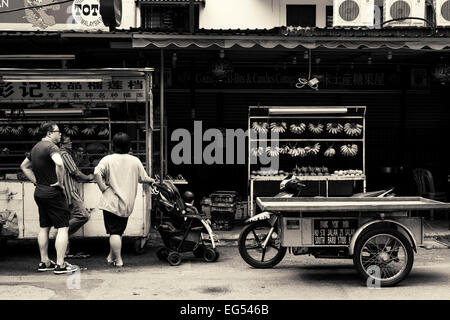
[{"x1": 0, "y1": 238, "x2": 449, "y2": 300}]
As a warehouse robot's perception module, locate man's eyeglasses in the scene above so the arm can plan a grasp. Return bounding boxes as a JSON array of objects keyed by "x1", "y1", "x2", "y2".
[{"x1": 50, "y1": 130, "x2": 61, "y2": 133}]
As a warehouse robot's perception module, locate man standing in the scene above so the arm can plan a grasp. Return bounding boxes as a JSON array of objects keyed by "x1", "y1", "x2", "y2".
[
  {"x1": 20, "y1": 122, "x2": 77, "y2": 274},
  {"x1": 60, "y1": 135, "x2": 94, "y2": 256}
]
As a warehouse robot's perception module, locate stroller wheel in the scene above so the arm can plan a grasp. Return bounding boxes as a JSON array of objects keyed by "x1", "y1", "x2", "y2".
[
  {"x1": 203, "y1": 248, "x2": 219, "y2": 262},
  {"x1": 156, "y1": 247, "x2": 169, "y2": 261},
  {"x1": 193, "y1": 245, "x2": 205, "y2": 258},
  {"x1": 167, "y1": 252, "x2": 182, "y2": 266}
]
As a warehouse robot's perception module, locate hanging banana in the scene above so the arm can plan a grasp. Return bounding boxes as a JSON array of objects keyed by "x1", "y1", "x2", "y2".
[
  {"x1": 308, "y1": 123, "x2": 324, "y2": 134},
  {"x1": 326, "y1": 123, "x2": 343, "y2": 134}
]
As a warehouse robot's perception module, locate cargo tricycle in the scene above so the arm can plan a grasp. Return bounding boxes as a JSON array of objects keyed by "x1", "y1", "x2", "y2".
[{"x1": 238, "y1": 195, "x2": 450, "y2": 286}]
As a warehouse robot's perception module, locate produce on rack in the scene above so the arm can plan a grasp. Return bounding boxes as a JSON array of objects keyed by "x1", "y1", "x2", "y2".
[
  {"x1": 0, "y1": 126, "x2": 12, "y2": 135},
  {"x1": 326, "y1": 123, "x2": 343, "y2": 134},
  {"x1": 288, "y1": 146, "x2": 306, "y2": 157},
  {"x1": 324, "y1": 146, "x2": 336, "y2": 157},
  {"x1": 332, "y1": 169, "x2": 363, "y2": 176},
  {"x1": 290, "y1": 122, "x2": 306, "y2": 134},
  {"x1": 251, "y1": 122, "x2": 269, "y2": 134},
  {"x1": 64, "y1": 125, "x2": 79, "y2": 135},
  {"x1": 81, "y1": 126, "x2": 97, "y2": 136},
  {"x1": 28, "y1": 126, "x2": 40, "y2": 136},
  {"x1": 308, "y1": 123, "x2": 324, "y2": 134},
  {"x1": 343, "y1": 123, "x2": 363, "y2": 136},
  {"x1": 270, "y1": 122, "x2": 287, "y2": 133},
  {"x1": 250, "y1": 146, "x2": 265, "y2": 157},
  {"x1": 305, "y1": 143, "x2": 321, "y2": 155},
  {"x1": 10, "y1": 125, "x2": 24, "y2": 135},
  {"x1": 340, "y1": 144, "x2": 358, "y2": 156},
  {"x1": 98, "y1": 127, "x2": 110, "y2": 136},
  {"x1": 266, "y1": 146, "x2": 281, "y2": 157}
]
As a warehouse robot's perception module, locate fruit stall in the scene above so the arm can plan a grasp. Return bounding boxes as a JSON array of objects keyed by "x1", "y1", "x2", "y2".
[
  {"x1": 0, "y1": 68, "x2": 156, "y2": 252},
  {"x1": 248, "y1": 106, "x2": 366, "y2": 216}
]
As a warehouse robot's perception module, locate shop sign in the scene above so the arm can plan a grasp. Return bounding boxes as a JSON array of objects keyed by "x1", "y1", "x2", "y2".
[
  {"x1": 313, "y1": 219, "x2": 358, "y2": 245},
  {"x1": 0, "y1": 0, "x2": 108, "y2": 31},
  {"x1": 0, "y1": 77, "x2": 146, "y2": 102}
]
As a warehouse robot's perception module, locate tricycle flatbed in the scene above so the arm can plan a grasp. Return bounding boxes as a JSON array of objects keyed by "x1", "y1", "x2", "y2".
[{"x1": 256, "y1": 196, "x2": 450, "y2": 212}]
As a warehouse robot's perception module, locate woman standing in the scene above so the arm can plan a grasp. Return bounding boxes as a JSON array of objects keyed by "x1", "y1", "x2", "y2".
[{"x1": 94, "y1": 132, "x2": 155, "y2": 267}]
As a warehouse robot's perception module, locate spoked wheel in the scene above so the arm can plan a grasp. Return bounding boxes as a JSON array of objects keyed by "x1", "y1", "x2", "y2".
[
  {"x1": 353, "y1": 228, "x2": 414, "y2": 287},
  {"x1": 203, "y1": 247, "x2": 219, "y2": 262},
  {"x1": 167, "y1": 252, "x2": 182, "y2": 266},
  {"x1": 238, "y1": 221, "x2": 286, "y2": 268},
  {"x1": 156, "y1": 247, "x2": 169, "y2": 261},
  {"x1": 193, "y1": 244, "x2": 205, "y2": 258}
]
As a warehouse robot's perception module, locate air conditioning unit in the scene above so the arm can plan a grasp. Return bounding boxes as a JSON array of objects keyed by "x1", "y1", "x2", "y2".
[
  {"x1": 333, "y1": 0, "x2": 375, "y2": 27},
  {"x1": 435, "y1": 0, "x2": 450, "y2": 26},
  {"x1": 383, "y1": 0, "x2": 426, "y2": 27}
]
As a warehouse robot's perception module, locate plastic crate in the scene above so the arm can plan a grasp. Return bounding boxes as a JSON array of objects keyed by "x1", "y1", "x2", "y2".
[
  {"x1": 210, "y1": 191, "x2": 238, "y2": 204},
  {"x1": 211, "y1": 212, "x2": 234, "y2": 231}
]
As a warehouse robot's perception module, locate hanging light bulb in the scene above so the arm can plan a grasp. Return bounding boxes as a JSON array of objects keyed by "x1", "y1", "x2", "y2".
[
  {"x1": 292, "y1": 56, "x2": 297, "y2": 65},
  {"x1": 315, "y1": 57, "x2": 321, "y2": 64},
  {"x1": 303, "y1": 50, "x2": 309, "y2": 60},
  {"x1": 350, "y1": 62, "x2": 354, "y2": 70},
  {"x1": 387, "y1": 51, "x2": 392, "y2": 60},
  {"x1": 172, "y1": 52, "x2": 177, "y2": 68},
  {"x1": 368, "y1": 57, "x2": 372, "y2": 65},
  {"x1": 219, "y1": 50, "x2": 225, "y2": 59}
]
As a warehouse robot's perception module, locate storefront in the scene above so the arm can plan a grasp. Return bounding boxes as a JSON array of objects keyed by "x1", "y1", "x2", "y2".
[
  {"x1": 0, "y1": 68, "x2": 157, "y2": 250},
  {"x1": 1, "y1": 27, "x2": 449, "y2": 224}
]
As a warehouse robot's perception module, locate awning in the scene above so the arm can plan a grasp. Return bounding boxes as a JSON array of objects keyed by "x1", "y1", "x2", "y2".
[
  {"x1": 132, "y1": 34, "x2": 450, "y2": 51},
  {"x1": 137, "y1": 0, "x2": 205, "y2": 4}
]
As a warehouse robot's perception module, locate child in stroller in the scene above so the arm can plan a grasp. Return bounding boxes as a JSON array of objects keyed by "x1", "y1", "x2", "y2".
[{"x1": 151, "y1": 180, "x2": 219, "y2": 266}]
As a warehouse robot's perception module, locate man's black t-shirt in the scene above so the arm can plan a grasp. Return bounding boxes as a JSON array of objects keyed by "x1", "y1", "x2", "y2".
[{"x1": 28, "y1": 140, "x2": 62, "y2": 198}]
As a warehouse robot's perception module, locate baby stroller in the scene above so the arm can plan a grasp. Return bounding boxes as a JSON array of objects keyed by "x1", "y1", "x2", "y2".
[{"x1": 151, "y1": 180, "x2": 219, "y2": 266}]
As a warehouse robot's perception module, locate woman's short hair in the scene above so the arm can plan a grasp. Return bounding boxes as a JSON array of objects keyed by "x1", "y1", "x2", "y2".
[{"x1": 112, "y1": 132, "x2": 131, "y2": 154}]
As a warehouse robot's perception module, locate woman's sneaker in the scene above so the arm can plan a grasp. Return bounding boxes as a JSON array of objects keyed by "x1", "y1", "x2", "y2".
[
  {"x1": 38, "y1": 260, "x2": 56, "y2": 272},
  {"x1": 54, "y1": 262, "x2": 78, "y2": 274}
]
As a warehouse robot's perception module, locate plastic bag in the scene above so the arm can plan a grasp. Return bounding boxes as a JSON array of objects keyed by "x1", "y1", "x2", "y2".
[{"x1": 0, "y1": 210, "x2": 19, "y2": 238}]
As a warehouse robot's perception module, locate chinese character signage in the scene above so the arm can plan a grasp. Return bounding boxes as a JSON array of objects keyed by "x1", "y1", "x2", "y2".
[
  {"x1": 0, "y1": 77, "x2": 146, "y2": 102},
  {"x1": 0, "y1": 0, "x2": 108, "y2": 31},
  {"x1": 313, "y1": 219, "x2": 358, "y2": 245}
]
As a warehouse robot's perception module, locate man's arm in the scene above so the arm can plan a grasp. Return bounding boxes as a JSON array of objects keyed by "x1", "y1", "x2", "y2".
[
  {"x1": 62, "y1": 152, "x2": 94, "y2": 182},
  {"x1": 94, "y1": 172, "x2": 109, "y2": 193},
  {"x1": 75, "y1": 170, "x2": 94, "y2": 182},
  {"x1": 50, "y1": 153, "x2": 64, "y2": 189},
  {"x1": 137, "y1": 161, "x2": 155, "y2": 184},
  {"x1": 20, "y1": 158, "x2": 36, "y2": 184}
]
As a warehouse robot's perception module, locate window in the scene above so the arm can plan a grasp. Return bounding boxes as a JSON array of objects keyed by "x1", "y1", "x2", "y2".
[
  {"x1": 141, "y1": 5, "x2": 199, "y2": 30},
  {"x1": 326, "y1": 6, "x2": 333, "y2": 27},
  {"x1": 286, "y1": 5, "x2": 316, "y2": 27}
]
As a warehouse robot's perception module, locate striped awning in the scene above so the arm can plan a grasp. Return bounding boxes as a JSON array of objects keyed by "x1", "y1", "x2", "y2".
[{"x1": 137, "y1": 0, "x2": 205, "y2": 4}]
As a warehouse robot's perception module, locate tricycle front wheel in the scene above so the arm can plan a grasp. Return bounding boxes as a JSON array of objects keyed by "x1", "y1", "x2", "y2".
[
  {"x1": 353, "y1": 228, "x2": 414, "y2": 287},
  {"x1": 238, "y1": 221, "x2": 286, "y2": 268}
]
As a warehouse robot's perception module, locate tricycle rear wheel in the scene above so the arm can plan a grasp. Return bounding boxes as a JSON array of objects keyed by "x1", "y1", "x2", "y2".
[
  {"x1": 238, "y1": 221, "x2": 286, "y2": 268},
  {"x1": 353, "y1": 228, "x2": 414, "y2": 287}
]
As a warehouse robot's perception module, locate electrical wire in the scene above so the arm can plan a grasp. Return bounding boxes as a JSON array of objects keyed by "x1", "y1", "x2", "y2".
[
  {"x1": 0, "y1": 0, "x2": 73, "y2": 15},
  {"x1": 295, "y1": 49, "x2": 318, "y2": 90}
]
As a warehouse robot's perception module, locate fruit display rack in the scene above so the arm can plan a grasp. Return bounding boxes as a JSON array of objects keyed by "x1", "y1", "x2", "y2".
[
  {"x1": 0, "y1": 107, "x2": 148, "y2": 176},
  {"x1": 247, "y1": 106, "x2": 366, "y2": 216}
]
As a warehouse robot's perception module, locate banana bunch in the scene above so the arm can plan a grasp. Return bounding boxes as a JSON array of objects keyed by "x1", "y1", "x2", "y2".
[
  {"x1": 266, "y1": 146, "x2": 281, "y2": 157},
  {"x1": 288, "y1": 147, "x2": 307, "y2": 157},
  {"x1": 344, "y1": 123, "x2": 363, "y2": 136},
  {"x1": 324, "y1": 146, "x2": 336, "y2": 157},
  {"x1": 340, "y1": 144, "x2": 358, "y2": 156},
  {"x1": 82, "y1": 126, "x2": 97, "y2": 136},
  {"x1": 251, "y1": 122, "x2": 269, "y2": 134},
  {"x1": 28, "y1": 126, "x2": 40, "y2": 136},
  {"x1": 326, "y1": 123, "x2": 343, "y2": 134},
  {"x1": 98, "y1": 127, "x2": 110, "y2": 136},
  {"x1": 290, "y1": 123, "x2": 306, "y2": 134},
  {"x1": 0, "y1": 126, "x2": 12, "y2": 135},
  {"x1": 250, "y1": 147, "x2": 265, "y2": 157},
  {"x1": 308, "y1": 123, "x2": 324, "y2": 134},
  {"x1": 278, "y1": 145, "x2": 290, "y2": 155},
  {"x1": 270, "y1": 122, "x2": 287, "y2": 133},
  {"x1": 307, "y1": 143, "x2": 321, "y2": 155},
  {"x1": 64, "y1": 125, "x2": 79, "y2": 136},
  {"x1": 10, "y1": 125, "x2": 24, "y2": 135}
]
